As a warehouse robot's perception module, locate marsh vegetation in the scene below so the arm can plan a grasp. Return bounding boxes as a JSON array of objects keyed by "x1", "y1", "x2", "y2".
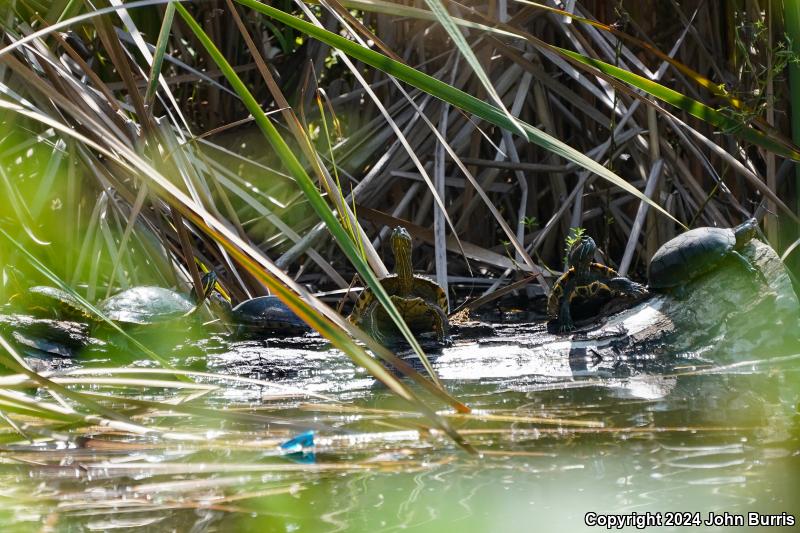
[{"x1": 0, "y1": 0, "x2": 798, "y2": 530}]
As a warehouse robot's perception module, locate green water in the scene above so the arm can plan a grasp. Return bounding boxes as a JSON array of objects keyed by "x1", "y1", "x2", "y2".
[{"x1": 0, "y1": 326, "x2": 798, "y2": 533}]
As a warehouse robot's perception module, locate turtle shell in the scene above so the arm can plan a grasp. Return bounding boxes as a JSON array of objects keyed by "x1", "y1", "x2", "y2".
[
  {"x1": 99, "y1": 286, "x2": 195, "y2": 325},
  {"x1": 648, "y1": 227, "x2": 735, "y2": 288},
  {"x1": 25, "y1": 286, "x2": 93, "y2": 321},
  {"x1": 546, "y1": 264, "x2": 616, "y2": 318},
  {"x1": 349, "y1": 274, "x2": 448, "y2": 338},
  {"x1": 232, "y1": 296, "x2": 309, "y2": 333},
  {"x1": 351, "y1": 274, "x2": 448, "y2": 318}
]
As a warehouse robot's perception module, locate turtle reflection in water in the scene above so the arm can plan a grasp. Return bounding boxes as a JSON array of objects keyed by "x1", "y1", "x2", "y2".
[
  {"x1": 348, "y1": 226, "x2": 449, "y2": 345},
  {"x1": 547, "y1": 235, "x2": 647, "y2": 333},
  {"x1": 648, "y1": 218, "x2": 760, "y2": 296}
]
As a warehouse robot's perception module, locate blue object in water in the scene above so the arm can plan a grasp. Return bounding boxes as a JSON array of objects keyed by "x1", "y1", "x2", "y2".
[{"x1": 280, "y1": 430, "x2": 314, "y2": 452}]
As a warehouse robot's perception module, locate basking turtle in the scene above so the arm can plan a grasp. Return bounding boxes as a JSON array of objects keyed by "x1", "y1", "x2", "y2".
[
  {"x1": 14, "y1": 286, "x2": 93, "y2": 322},
  {"x1": 548, "y1": 235, "x2": 647, "y2": 332},
  {"x1": 648, "y1": 218, "x2": 759, "y2": 295},
  {"x1": 209, "y1": 290, "x2": 311, "y2": 337},
  {"x1": 96, "y1": 272, "x2": 216, "y2": 326},
  {"x1": 348, "y1": 226, "x2": 449, "y2": 344}
]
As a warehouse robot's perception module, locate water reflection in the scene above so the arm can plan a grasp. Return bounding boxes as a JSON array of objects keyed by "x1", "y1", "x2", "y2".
[{"x1": 0, "y1": 326, "x2": 797, "y2": 532}]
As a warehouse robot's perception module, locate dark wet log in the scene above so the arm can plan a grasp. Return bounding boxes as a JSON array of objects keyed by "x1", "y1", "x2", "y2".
[{"x1": 434, "y1": 240, "x2": 799, "y2": 381}]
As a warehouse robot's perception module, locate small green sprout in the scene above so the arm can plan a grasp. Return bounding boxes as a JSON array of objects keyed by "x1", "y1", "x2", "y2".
[{"x1": 563, "y1": 227, "x2": 586, "y2": 266}]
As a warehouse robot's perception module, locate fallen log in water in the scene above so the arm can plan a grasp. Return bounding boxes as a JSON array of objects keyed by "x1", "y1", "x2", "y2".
[{"x1": 435, "y1": 240, "x2": 799, "y2": 382}]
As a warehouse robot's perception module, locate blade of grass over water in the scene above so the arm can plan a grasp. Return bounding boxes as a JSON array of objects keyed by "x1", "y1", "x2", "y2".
[
  {"x1": 175, "y1": 4, "x2": 447, "y2": 389},
  {"x1": 5, "y1": 368, "x2": 337, "y2": 402},
  {"x1": 0, "y1": 227, "x2": 179, "y2": 371},
  {"x1": 0, "y1": 335, "x2": 167, "y2": 435},
  {"x1": 0, "y1": 70, "x2": 473, "y2": 451},
  {"x1": 233, "y1": 0, "x2": 680, "y2": 227}
]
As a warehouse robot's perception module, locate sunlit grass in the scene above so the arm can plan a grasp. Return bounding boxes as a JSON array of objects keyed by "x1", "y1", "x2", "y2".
[{"x1": 0, "y1": 0, "x2": 798, "y2": 529}]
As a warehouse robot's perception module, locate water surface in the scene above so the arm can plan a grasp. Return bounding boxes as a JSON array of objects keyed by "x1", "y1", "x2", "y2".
[{"x1": 1, "y1": 323, "x2": 798, "y2": 532}]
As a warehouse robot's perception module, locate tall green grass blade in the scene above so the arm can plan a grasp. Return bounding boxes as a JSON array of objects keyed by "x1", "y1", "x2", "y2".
[
  {"x1": 423, "y1": 0, "x2": 526, "y2": 138},
  {"x1": 175, "y1": 3, "x2": 445, "y2": 387},
  {"x1": 513, "y1": 1, "x2": 738, "y2": 103},
  {"x1": 315, "y1": 90, "x2": 365, "y2": 262},
  {"x1": 144, "y1": 0, "x2": 176, "y2": 106},
  {"x1": 341, "y1": 0, "x2": 800, "y2": 161},
  {"x1": 233, "y1": 0, "x2": 680, "y2": 226},
  {"x1": 554, "y1": 47, "x2": 800, "y2": 160}
]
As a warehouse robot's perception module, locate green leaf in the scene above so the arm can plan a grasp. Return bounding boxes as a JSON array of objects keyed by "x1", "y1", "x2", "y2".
[
  {"x1": 554, "y1": 47, "x2": 800, "y2": 161},
  {"x1": 423, "y1": 0, "x2": 526, "y2": 138},
  {"x1": 234, "y1": 0, "x2": 681, "y2": 227},
  {"x1": 144, "y1": 0, "x2": 176, "y2": 106}
]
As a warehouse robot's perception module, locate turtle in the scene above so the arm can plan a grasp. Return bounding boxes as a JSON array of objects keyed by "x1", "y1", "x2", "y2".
[
  {"x1": 348, "y1": 226, "x2": 449, "y2": 344},
  {"x1": 547, "y1": 235, "x2": 648, "y2": 333},
  {"x1": 13, "y1": 286, "x2": 93, "y2": 322},
  {"x1": 647, "y1": 218, "x2": 759, "y2": 296},
  {"x1": 96, "y1": 272, "x2": 217, "y2": 326},
  {"x1": 208, "y1": 290, "x2": 311, "y2": 337}
]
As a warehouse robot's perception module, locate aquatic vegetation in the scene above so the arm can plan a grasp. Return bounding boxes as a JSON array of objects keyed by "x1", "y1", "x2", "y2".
[{"x1": 0, "y1": 0, "x2": 798, "y2": 529}]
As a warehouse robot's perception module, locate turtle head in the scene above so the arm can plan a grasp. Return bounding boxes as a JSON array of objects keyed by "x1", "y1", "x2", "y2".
[
  {"x1": 391, "y1": 226, "x2": 412, "y2": 255},
  {"x1": 568, "y1": 235, "x2": 596, "y2": 271},
  {"x1": 734, "y1": 218, "x2": 758, "y2": 248},
  {"x1": 200, "y1": 271, "x2": 218, "y2": 299},
  {"x1": 200, "y1": 271, "x2": 234, "y2": 320},
  {"x1": 391, "y1": 226, "x2": 414, "y2": 293}
]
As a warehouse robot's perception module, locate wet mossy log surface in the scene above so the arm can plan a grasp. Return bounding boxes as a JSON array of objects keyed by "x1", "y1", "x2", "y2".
[{"x1": 435, "y1": 240, "x2": 799, "y2": 381}]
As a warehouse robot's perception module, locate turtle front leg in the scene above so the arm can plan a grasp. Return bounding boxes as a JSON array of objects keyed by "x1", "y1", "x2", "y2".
[
  {"x1": 361, "y1": 304, "x2": 387, "y2": 345},
  {"x1": 731, "y1": 250, "x2": 758, "y2": 276},
  {"x1": 730, "y1": 250, "x2": 766, "y2": 284},
  {"x1": 730, "y1": 250, "x2": 757, "y2": 274},
  {"x1": 556, "y1": 293, "x2": 574, "y2": 332},
  {"x1": 429, "y1": 305, "x2": 450, "y2": 344}
]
